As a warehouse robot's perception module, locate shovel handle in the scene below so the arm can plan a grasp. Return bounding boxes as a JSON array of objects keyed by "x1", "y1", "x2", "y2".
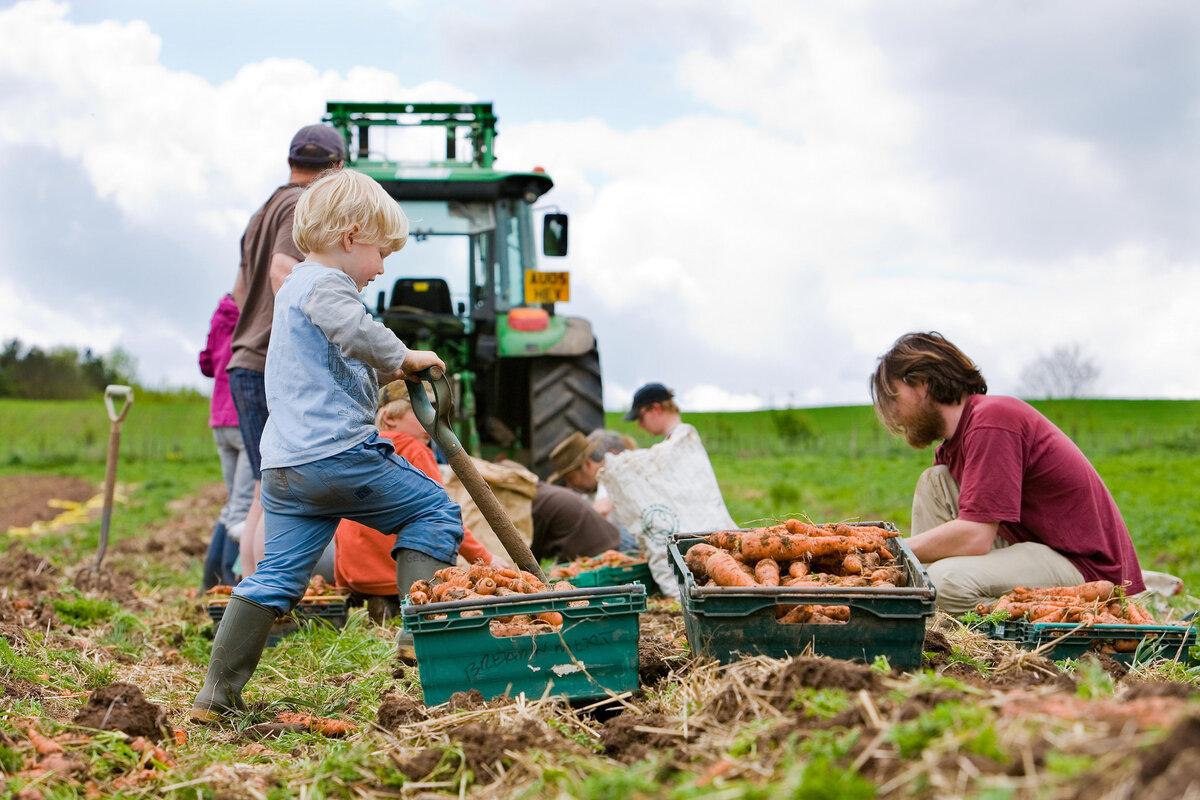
[
  {"x1": 104, "y1": 385, "x2": 134, "y2": 425},
  {"x1": 407, "y1": 368, "x2": 546, "y2": 582}
]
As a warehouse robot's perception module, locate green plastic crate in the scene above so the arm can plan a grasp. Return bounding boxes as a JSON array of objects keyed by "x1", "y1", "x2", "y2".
[
  {"x1": 986, "y1": 619, "x2": 1197, "y2": 665},
  {"x1": 401, "y1": 584, "x2": 646, "y2": 706},
  {"x1": 669, "y1": 523, "x2": 936, "y2": 670},
  {"x1": 551, "y1": 556, "x2": 656, "y2": 594}
]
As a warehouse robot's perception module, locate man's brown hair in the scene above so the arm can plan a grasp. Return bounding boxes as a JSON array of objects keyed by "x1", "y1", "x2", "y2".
[{"x1": 870, "y1": 332, "x2": 987, "y2": 427}]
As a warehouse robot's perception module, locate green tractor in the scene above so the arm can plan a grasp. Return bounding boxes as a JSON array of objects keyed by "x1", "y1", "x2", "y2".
[{"x1": 324, "y1": 101, "x2": 603, "y2": 477}]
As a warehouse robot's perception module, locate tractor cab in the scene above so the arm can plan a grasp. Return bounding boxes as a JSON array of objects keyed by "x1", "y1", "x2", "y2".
[{"x1": 324, "y1": 102, "x2": 600, "y2": 475}]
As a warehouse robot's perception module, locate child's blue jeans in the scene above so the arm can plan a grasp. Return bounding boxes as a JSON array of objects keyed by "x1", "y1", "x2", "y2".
[{"x1": 233, "y1": 433, "x2": 462, "y2": 613}]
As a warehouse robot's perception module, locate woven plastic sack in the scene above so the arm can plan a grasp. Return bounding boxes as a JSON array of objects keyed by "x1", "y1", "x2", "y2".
[{"x1": 600, "y1": 426, "x2": 734, "y2": 598}]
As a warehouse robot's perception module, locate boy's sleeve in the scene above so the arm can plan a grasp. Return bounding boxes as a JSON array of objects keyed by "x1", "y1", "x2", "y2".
[{"x1": 303, "y1": 273, "x2": 409, "y2": 374}]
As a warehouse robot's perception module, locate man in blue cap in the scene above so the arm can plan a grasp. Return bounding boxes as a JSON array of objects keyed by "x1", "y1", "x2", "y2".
[{"x1": 625, "y1": 382, "x2": 694, "y2": 442}]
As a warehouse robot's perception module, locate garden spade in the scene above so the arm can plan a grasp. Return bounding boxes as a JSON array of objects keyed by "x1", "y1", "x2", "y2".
[
  {"x1": 94, "y1": 384, "x2": 133, "y2": 570},
  {"x1": 407, "y1": 367, "x2": 547, "y2": 583}
]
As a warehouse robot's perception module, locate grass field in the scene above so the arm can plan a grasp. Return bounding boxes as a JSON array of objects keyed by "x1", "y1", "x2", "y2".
[
  {"x1": 2, "y1": 396, "x2": 1198, "y2": 798},
  {"x1": 3, "y1": 395, "x2": 1198, "y2": 585}
]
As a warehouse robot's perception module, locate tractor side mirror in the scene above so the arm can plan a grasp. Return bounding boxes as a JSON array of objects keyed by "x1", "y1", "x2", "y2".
[
  {"x1": 376, "y1": 290, "x2": 386, "y2": 314},
  {"x1": 457, "y1": 301, "x2": 466, "y2": 316},
  {"x1": 542, "y1": 213, "x2": 568, "y2": 257}
]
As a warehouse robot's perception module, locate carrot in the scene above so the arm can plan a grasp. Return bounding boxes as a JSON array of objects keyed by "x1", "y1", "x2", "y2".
[
  {"x1": 842, "y1": 554, "x2": 863, "y2": 575},
  {"x1": 685, "y1": 544, "x2": 720, "y2": 579},
  {"x1": 704, "y1": 549, "x2": 760, "y2": 588},
  {"x1": 787, "y1": 561, "x2": 810, "y2": 579},
  {"x1": 869, "y1": 567, "x2": 903, "y2": 585},
  {"x1": 275, "y1": 712, "x2": 356, "y2": 737},
  {"x1": 754, "y1": 558, "x2": 781, "y2": 587},
  {"x1": 409, "y1": 590, "x2": 429, "y2": 605},
  {"x1": 1010, "y1": 581, "x2": 1116, "y2": 603},
  {"x1": 536, "y1": 612, "x2": 563, "y2": 627},
  {"x1": 27, "y1": 726, "x2": 62, "y2": 755},
  {"x1": 474, "y1": 577, "x2": 497, "y2": 596}
]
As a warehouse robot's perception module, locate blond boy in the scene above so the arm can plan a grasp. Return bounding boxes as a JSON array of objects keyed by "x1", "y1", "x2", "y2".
[{"x1": 193, "y1": 170, "x2": 459, "y2": 720}]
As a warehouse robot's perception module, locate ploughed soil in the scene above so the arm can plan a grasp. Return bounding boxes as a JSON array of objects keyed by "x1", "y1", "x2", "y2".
[
  {"x1": 0, "y1": 475, "x2": 96, "y2": 529},
  {"x1": 3, "y1": 480, "x2": 1200, "y2": 799}
]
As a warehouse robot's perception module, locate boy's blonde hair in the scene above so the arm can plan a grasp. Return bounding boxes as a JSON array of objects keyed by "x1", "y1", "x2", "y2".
[
  {"x1": 293, "y1": 169, "x2": 408, "y2": 256},
  {"x1": 375, "y1": 380, "x2": 412, "y2": 430}
]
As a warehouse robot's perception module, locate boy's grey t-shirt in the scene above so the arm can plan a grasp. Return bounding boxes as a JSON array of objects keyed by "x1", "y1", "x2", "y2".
[{"x1": 259, "y1": 262, "x2": 409, "y2": 469}]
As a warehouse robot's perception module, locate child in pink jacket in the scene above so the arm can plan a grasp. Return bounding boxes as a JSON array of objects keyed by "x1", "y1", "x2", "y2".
[{"x1": 199, "y1": 293, "x2": 254, "y2": 588}]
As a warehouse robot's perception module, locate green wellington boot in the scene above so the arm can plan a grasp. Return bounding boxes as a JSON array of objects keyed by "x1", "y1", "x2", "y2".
[
  {"x1": 395, "y1": 549, "x2": 451, "y2": 664},
  {"x1": 191, "y1": 595, "x2": 277, "y2": 722}
]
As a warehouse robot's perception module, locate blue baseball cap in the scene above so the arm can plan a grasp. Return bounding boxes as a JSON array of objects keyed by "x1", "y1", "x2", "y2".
[
  {"x1": 289, "y1": 124, "x2": 346, "y2": 166},
  {"x1": 624, "y1": 383, "x2": 674, "y2": 421}
]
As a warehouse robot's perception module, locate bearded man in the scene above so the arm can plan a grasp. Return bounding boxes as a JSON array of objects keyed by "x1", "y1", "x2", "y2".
[{"x1": 870, "y1": 332, "x2": 1144, "y2": 613}]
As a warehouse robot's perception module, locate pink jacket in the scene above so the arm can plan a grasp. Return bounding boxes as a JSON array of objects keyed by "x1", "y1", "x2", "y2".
[{"x1": 199, "y1": 294, "x2": 239, "y2": 428}]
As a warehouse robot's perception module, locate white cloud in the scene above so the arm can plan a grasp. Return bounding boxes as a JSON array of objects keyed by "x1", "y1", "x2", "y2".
[
  {"x1": 0, "y1": 0, "x2": 1196, "y2": 406},
  {"x1": 680, "y1": 384, "x2": 765, "y2": 413}
]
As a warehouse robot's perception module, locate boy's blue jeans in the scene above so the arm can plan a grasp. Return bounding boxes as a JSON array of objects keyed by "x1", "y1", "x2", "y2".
[{"x1": 233, "y1": 434, "x2": 463, "y2": 613}]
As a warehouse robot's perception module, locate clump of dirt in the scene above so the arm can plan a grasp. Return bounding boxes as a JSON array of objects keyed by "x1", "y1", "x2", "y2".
[
  {"x1": 397, "y1": 747, "x2": 445, "y2": 779},
  {"x1": 447, "y1": 689, "x2": 491, "y2": 712},
  {"x1": 378, "y1": 691, "x2": 426, "y2": 731},
  {"x1": 73, "y1": 682, "x2": 173, "y2": 741},
  {"x1": 0, "y1": 543, "x2": 60, "y2": 593},
  {"x1": 72, "y1": 565, "x2": 135, "y2": 598},
  {"x1": 448, "y1": 720, "x2": 560, "y2": 778},
  {"x1": 1132, "y1": 715, "x2": 1200, "y2": 798},
  {"x1": 0, "y1": 596, "x2": 58, "y2": 637},
  {"x1": 0, "y1": 475, "x2": 95, "y2": 529},
  {"x1": 709, "y1": 656, "x2": 878, "y2": 723},
  {"x1": 1121, "y1": 681, "x2": 1200, "y2": 701},
  {"x1": 602, "y1": 711, "x2": 685, "y2": 762}
]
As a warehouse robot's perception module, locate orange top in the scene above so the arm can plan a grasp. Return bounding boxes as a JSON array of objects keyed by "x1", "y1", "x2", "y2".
[{"x1": 333, "y1": 430, "x2": 492, "y2": 596}]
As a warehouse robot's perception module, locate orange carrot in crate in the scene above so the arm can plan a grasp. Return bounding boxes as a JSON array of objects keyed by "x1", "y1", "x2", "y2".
[
  {"x1": 685, "y1": 543, "x2": 720, "y2": 579},
  {"x1": 787, "y1": 561, "x2": 810, "y2": 579},
  {"x1": 704, "y1": 549, "x2": 760, "y2": 588},
  {"x1": 842, "y1": 554, "x2": 863, "y2": 575},
  {"x1": 1009, "y1": 580, "x2": 1116, "y2": 603},
  {"x1": 754, "y1": 558, "x2": 781, "y2": 587}
]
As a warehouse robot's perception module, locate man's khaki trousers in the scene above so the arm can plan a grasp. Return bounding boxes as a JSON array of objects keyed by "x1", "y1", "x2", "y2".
[{"x1": 912, "y1": 466, "x2": 1083, "y2": 614}]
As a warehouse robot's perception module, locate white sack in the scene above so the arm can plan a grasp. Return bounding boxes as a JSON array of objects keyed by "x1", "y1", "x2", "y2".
[{"x1": 600, "y1": 427, "x2": 735, "y2": 598}]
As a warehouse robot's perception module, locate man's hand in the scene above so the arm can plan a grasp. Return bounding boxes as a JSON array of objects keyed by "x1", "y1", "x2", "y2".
[{"x1": 397, "y1": 349, "x2": 446, "y2": 380}]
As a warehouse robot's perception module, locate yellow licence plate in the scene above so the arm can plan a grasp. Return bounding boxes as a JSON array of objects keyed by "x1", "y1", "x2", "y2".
[{"x1": 524, "y1": 271, "x2": 570, "y2": 304}]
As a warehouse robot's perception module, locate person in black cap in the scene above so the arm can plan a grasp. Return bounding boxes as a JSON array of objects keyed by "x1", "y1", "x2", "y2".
[
  {"x1": 227, "y1": 124, "x2": 346, "y2": 577},
  {"x1": 624, "y1": 382, "x2": 693, "y2": 441}
]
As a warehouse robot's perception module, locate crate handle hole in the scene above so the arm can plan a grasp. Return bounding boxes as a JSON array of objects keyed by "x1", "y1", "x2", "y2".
[{"x1": 775, "y1": 604, "x2": 851, "y2": 625}]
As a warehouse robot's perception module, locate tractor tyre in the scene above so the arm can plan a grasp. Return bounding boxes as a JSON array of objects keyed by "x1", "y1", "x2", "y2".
[{"x1": 529, "y1": 350, "x2": 604, "y2": 479}]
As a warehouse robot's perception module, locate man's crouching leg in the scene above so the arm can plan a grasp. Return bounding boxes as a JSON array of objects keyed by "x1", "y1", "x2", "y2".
[{"x1": 191, "y1": 595, "x2": 277, "y2": 721}]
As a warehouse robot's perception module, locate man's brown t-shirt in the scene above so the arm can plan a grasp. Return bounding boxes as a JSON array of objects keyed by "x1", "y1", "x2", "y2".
[{"x1": 228, "y1": 184, "x2": 306, "y2": 373}]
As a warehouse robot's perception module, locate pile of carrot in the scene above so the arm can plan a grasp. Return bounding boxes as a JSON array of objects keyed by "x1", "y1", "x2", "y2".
[
  {"x1": 684, "y1": 521, "x2": 908, "y2": 626},
  {"x1": 406, "y1": 563, "x2": 577, "y2": 636},
  {"x1": 976, "y1": 580, "x2": 1160, "y2": 625},
  {"x1": 550, "y1": 549, "x2": 646, "y2": 580},
  {"x1": 687, "y1": 520, "x2": 907, "y2": 590},
  {"x1": 303, "y1": 575, "x2": 346, "y2": 598}
]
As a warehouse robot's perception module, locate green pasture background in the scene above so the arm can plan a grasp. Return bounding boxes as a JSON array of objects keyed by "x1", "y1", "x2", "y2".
[{"x1": 2, "y1": 396, "x2": 1196, "y2": 586}]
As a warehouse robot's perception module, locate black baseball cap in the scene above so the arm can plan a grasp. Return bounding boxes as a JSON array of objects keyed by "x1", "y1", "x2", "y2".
[
  {"x1": 288, "y1": 124, "x2": 346, "y2": 166},
  {"x1": 624, "y1": 382, "x2": 673, "y2": 421}
]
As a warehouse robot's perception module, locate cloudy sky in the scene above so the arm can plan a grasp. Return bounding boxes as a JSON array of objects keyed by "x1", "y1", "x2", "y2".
[{"x1": 0, "y1": 0, "x2": 1196, "y2": 409}]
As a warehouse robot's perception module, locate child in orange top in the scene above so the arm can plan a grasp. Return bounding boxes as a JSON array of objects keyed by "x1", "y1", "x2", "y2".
[{"x1": 334, "y1": 380, "x2": 495, "y2": 620}]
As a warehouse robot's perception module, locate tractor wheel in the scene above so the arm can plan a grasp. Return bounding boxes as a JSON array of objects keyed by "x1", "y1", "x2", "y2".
[{"x1": 529, "y1": 350, "x2": 604, "y2": 479}]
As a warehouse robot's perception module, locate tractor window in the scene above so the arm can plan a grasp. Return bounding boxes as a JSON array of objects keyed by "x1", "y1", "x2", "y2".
[
  {"x1": 494, "y1": 199, "x2": 534, "y2": 310},
  {"x1": 376, "y1": 200, "x2": 495, "y2": 313}
]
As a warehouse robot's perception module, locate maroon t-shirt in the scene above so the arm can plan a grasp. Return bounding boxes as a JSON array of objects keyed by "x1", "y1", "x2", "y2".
[{"x1": 935, "y1": 395, "x2": 1143, "y2": 591}]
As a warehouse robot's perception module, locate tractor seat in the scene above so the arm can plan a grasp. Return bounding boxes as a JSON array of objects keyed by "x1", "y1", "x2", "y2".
[{"x1": 391, "y1": 278, "x2": 453, "y2": 316}]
